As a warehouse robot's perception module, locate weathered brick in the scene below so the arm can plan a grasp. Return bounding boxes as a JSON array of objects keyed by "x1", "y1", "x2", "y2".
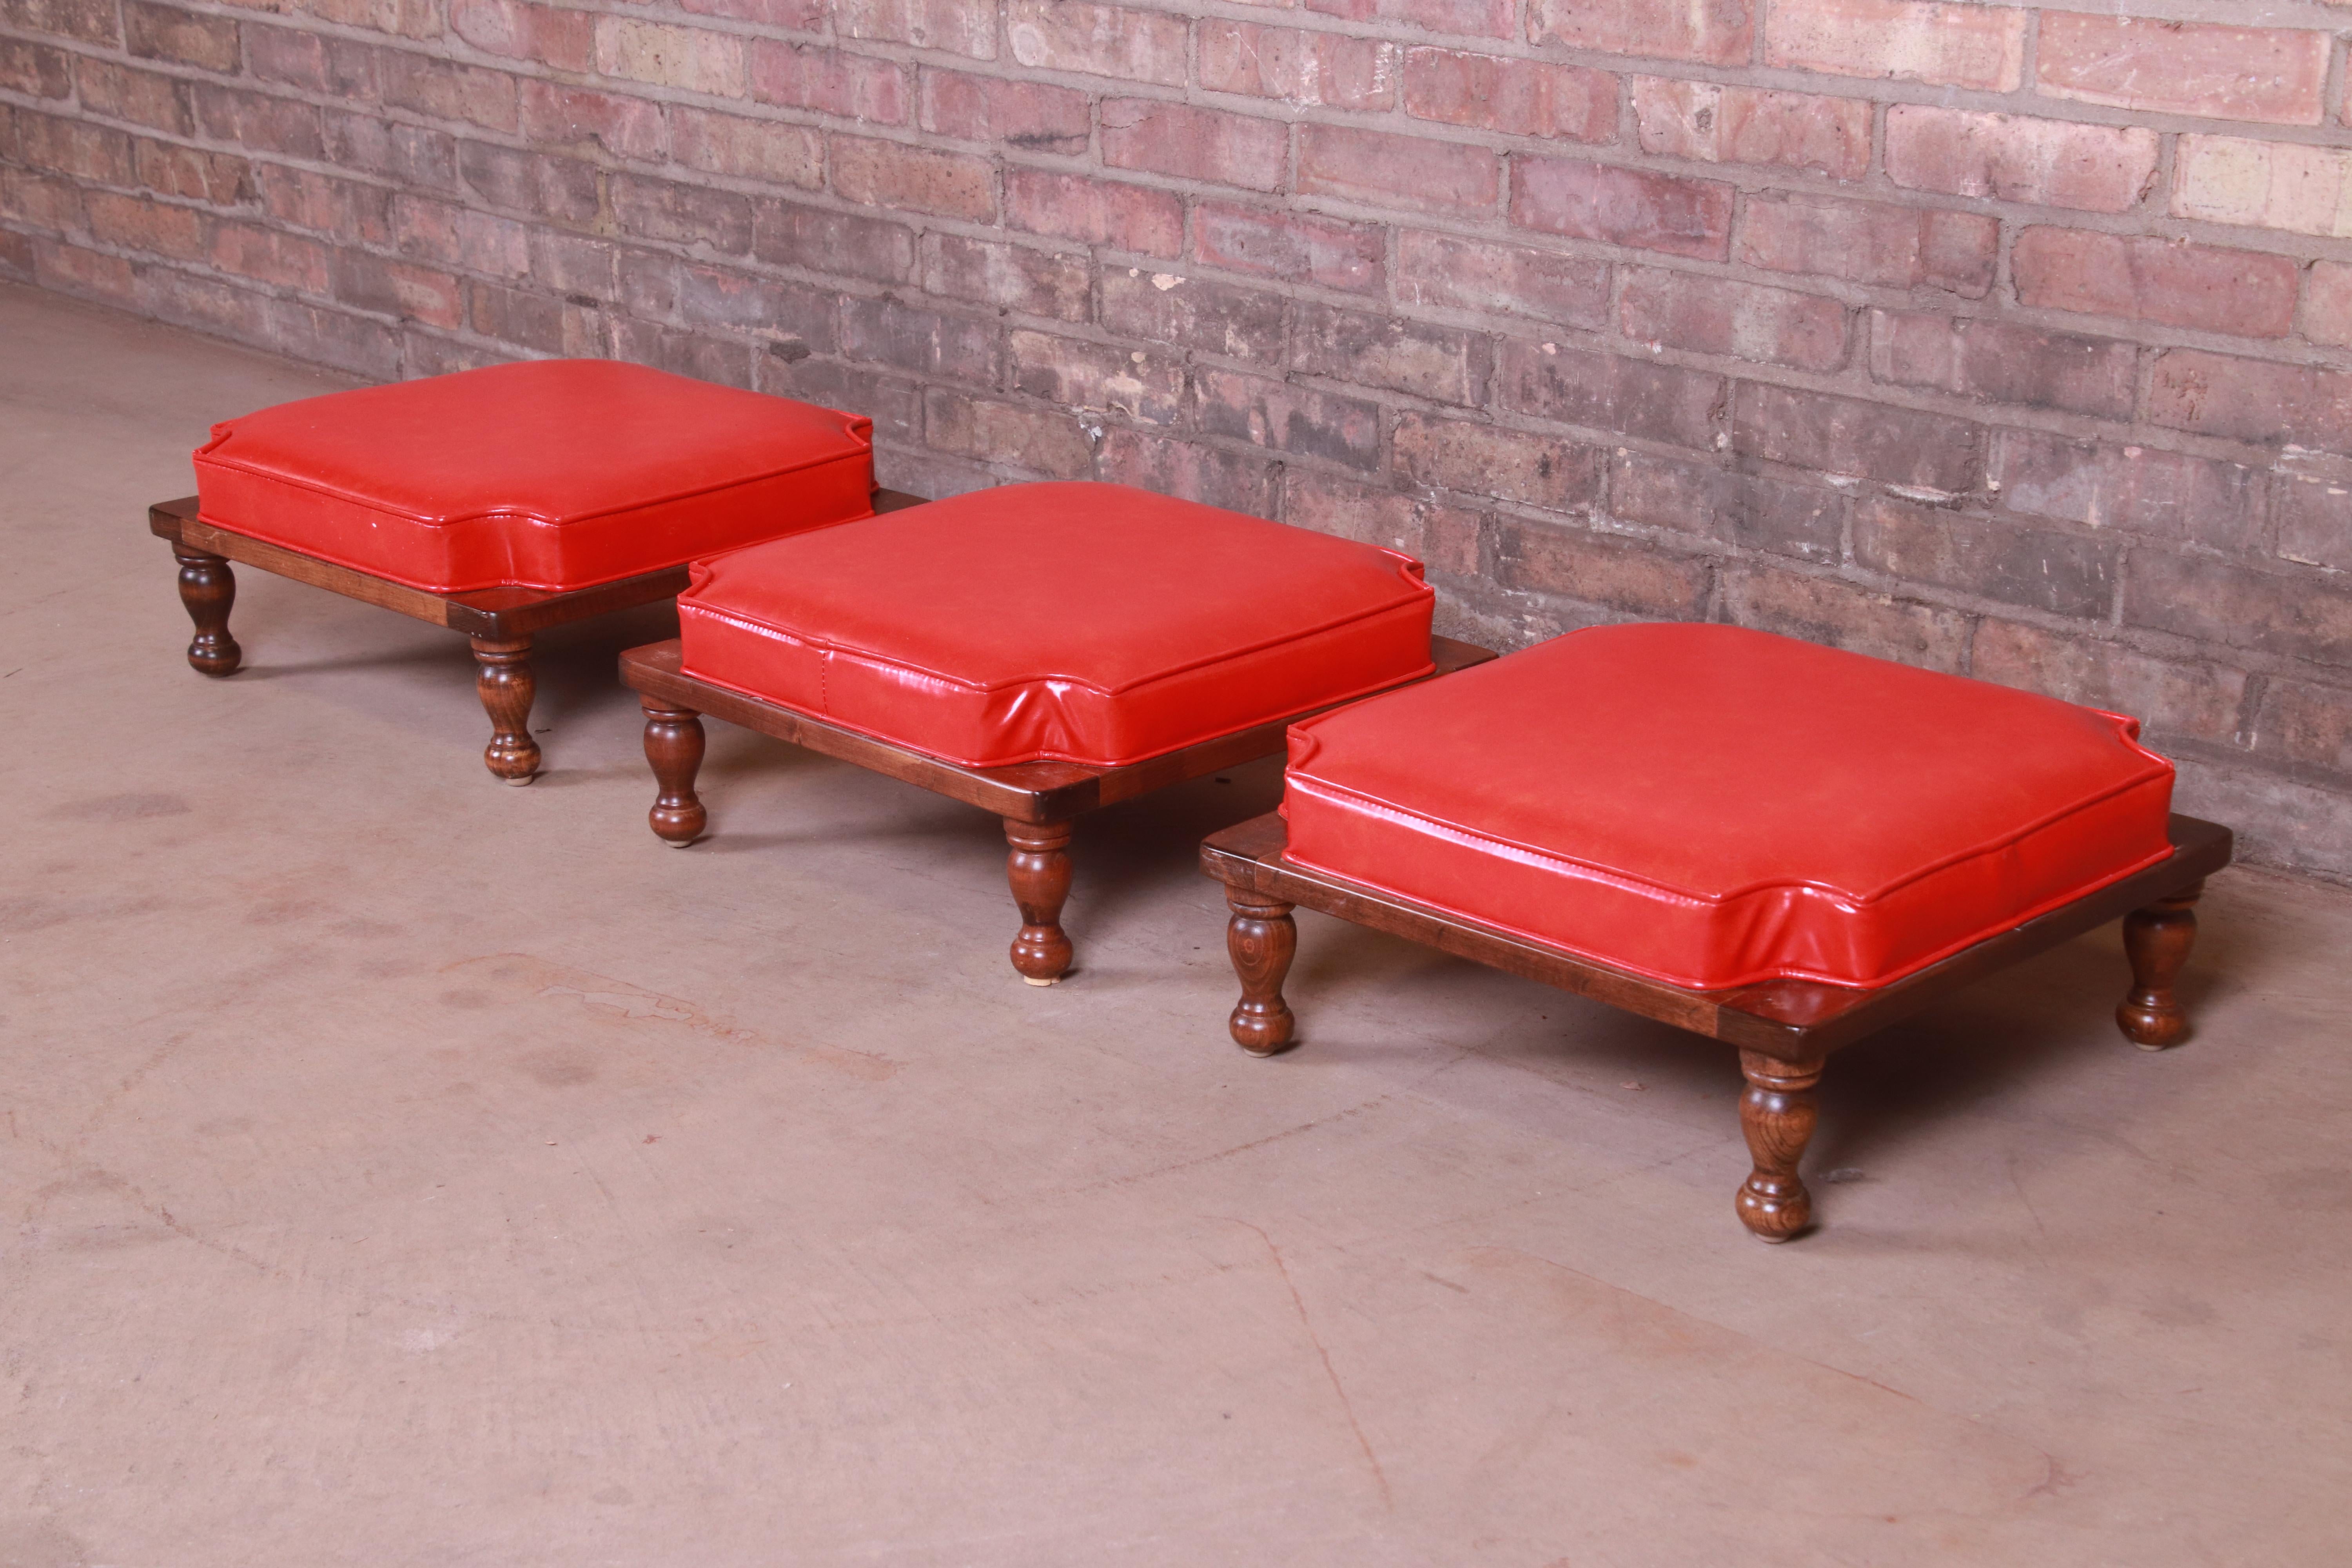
[
  {"x1": 2125, "y1": 552, "x2": 2352, "y2": 670},
  {"x1": 753, "y1": 199, "x2": 916, "y2": 283},
  {"x1": 258, "y1": 166, "x2": 391, "y2": 244},
  {"x1": 1100, "y1": 268, "x2": 1288, "y2": 364},
  {"x1": 922, "y1": 234, "x2": 1090, "y2": 321},
  {"x1": 74, "y1": 59, "x2": 192, "y2": 136},
  {"x1": 2171, "y1": 136, "x2": 2352, "y2": 240},
  {"x1": 467, "y1": 279, "x2": 568, "y2": 355},
  {"x1": 381, "y1": 53, "x2": 520, "y2": 135},
  {"x1": 459, "y1": 143, "x2": 597, "y2": 223},
  {"x1": 13, "y1": 112, "x2": 132, "y2": 185},
  {"x1": 1200, "y1": 22, "x2": 1399, "y2": 111},
  {"x1": 450, "y1": 0, "x2": 595, "y2": 73},
  {"x1": 1497, "y1": 518, "x2": 1713, "y2": 617},
  {"x1": 832, "y1": 136, "x2": 994, "y2": 221},
  {"x1": 1993, "y1": 430, "x2": 2259, "y2": 552},
  {"x1": 330, "y1": 252, "x2": 462, "y2": 328},
  {"x1": 1765, "y1": 0, "x2": 2024, "y2": 91},
  {"x1": 1732, "y1": 382, "x2": 1980, "y2": 493},
  {"x1": 2252, "y1": 676, "x2": 2352, "y2": 772},
  {"x1": 1854, "y1": 498, "x2": 2116, "y2": 619},
  {"x1": 335, "y1": 113, "x2": 467, "y2": 193},
  {"x1": 1395, "y1": 230, "x2": 1610, "y2": 329},
  {"x1": 2, "y1": 0, "x2": 120, "y2": 45},
  {"x1": 611, "y1": 174, "x2": 753, "y2": 254},
  {"x1": 124, "y1": 1, "x2": 238, "y2": 70},
  {"x1": 1512, "y1": 158, "x2": 1732, "y2": 261},
  {"x1": 918, "y1": 70, "x2": 1089, "y2": 153},
  {"x1": 677, "y1": 0, "x2": 825, "y2": 25},
  {"x1": 595, "y1": 18, "x2": 747, "y2": 97},
  {"x1": 1884, "y1": 107, "x2": 2158, "y2": 215},
  {"x1": 1403, "y1": 49, "x2": 1613, "y2": 143},
  {"x1": 1198, "y1": 368, "x2": 1382, "y2": 470},
  {"x1": 527, "y1": 232, "x2": 617, "y2": 300},
  {"x1": 133, "y1": 139, "x2": 250, "y2": 205},
  {"x1": 277, "y1": 0, "x2": 439, "y2": 43},
  {"x1": 761, "y1": 358, "x2": 922, "y2": 445},
  {"x1": 1610, "y1": 451, "x2": 1843, "y2": 563},
  {"x1": 841, "y1": 296, "x2": 999, "y2": 384},
  {"x1": 1630, "y1": 79, "x2": 1870, "y2": 182},
  {"x1": 1736, "y1": 193, "x2": 1995, "y2": 298},
  {"x1": 1004, "y1": 170, "x2": 1183, "y2": 256},
  {"x1": 2036, "y1": 14, "x2": 2327, "y2": 129},
  {"x1": 33, "y1": 238, "x2": 136, "y2": 303},
  {"x1": 1973, "y1": 622, "x2": 2247, "y2": 746},
  {"x1": 1621, "y1": 269, "x2": 1848, "y2": 372},
  {"x1": 211, "y1": 220, "x2": 331, "y2": 292},
  {"x1": 1098, "y1": 428, "x2": 1281, "y2": 515},
  {"x1": 2147, "y1": 348, "x2": 2352, "y2": 452},
  {"x1": 1102, "y1": 101, "x2": 1287, "y2": 193},
  {"x1": 392, "y1": 195, "x2": 530, "y2": 276},
  {"x1": 1307, "y1": 0, "x2": 1514, "y2": 42},
  {"x1": 1299, "y1": 125, "x2": 1499, "y2": 217},
  {"x1": 194, "y1": 85, "x2": 326, "y2": 159},
  {"x1": 2012, "y1": 229, "x2": 2298, "y2": 341},
  {"x1": 519, "y1": 82, "x2": 668, "y2": 162},
  {"x1": 1394, "y1": 413, "x2": 1604, "y2": 513},
  {"x1": 245, "y1": 25, "x2": 377, "y2": 96},
  {"x1": 1501, "y1": 338, "x2": 1723, "y2": 450},
  {"x1": 1291, "y1": 301, "x2": 1486, "y2": 403},
  {"x1": 1528, "y1": 0, "x2": 1750, "y2": 66},
  {"x1": 1283, "y1": 472, "x2": 1483, "y2": 575},
  {"x1": 674, "y1": 262, "x2": 833, "y2": 348},
  {"x1": 2303, "y1": 261, "x2": 2352, "y2": 349},
  {"x1": 84, "y1": 190, "x2": 205, "y2": 260},
  {"x1": 609, "y1": 321, "x2": 758, "y2": 390},
  {"x1": 1194, "y1": 202, "x2": 1384, "y2": 294},
  {"x1": 0, "y1": 38, "x2": 72, "y2": 99},
  {"x1": 2276, "y1": 474, "x2": 2352, "y2": 572},
  {"x1": 0, "y1": 230, "x2": 30, "y2": 280},
  {"x1": 671, "y1": 109, "x2": 823, "y2": 187},
  {"x1": 1005, "y1": 0, "x2": 1185, "y2": 85},
  {"x1": 836, "y1": 0, "x2": 995, "y2": 60},
  {"x1": 1722, "y1": 563, "x2": 1971, "y2": 670},
  {"x1": 2, "y1": 167, "x2": 83, "y2": 231},
  {"x1": 750, "y1": 42, "x2": 906, "y2": 123},
  {"x1": 1009, "y1": 330, "x2": 1182, "y2": 424},
  {"x1": 1869, "y1": 310, "x2": 2134, "y2": 419}
]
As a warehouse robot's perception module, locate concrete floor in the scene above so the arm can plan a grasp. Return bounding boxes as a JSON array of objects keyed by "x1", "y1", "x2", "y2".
[{"x1": 2, "y1": 279, "x2": 2348, "y2": 1566}]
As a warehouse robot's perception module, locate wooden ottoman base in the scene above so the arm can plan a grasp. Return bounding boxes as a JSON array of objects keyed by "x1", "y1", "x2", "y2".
[
  {"x1": 151, "y1": 492, "x2": 919, "y2": 782},
  {"x1": 1201, "y1": 812, "x2": 2232, "y2": 1242},
  {"x1": 620, "y1": 637, "x2": 1496, "y2": 985}
]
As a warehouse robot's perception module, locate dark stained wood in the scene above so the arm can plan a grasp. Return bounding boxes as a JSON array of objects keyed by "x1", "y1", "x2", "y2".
[
  {"x1": 470, "y1": 634, "x2": 539, "y2": 784},
  {"x1": 172, "y1": 543, "x2": 241, "y2": 676},
  {"x1": 1003, "y1": 818, "x2": 1076, "y2": 984},
  {"x1": 641, "y1": 699, "x2": 708, "y2": 845},
  {"x1": 1225, "y1": 890, "x2": 1299, "y2": 1057},
  {"x1": 1736, "y1": 1052, "x2": 1820, "y2": 1243},
  {"x1": 2118, "y1": 881, "x2": 2203, "y2": 1050}
]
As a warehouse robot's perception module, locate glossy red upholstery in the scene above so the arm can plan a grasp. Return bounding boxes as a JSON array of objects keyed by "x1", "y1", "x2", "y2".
[
  {"x1": 1283, "y1": 623, "x2": 2176, "y2": 991},
  {"x1": 678, "y1": 481, "x2": 1436, "y2": 768},
  {"x1": 192, "y1": 360, "x2": 874, "y2": 593}
]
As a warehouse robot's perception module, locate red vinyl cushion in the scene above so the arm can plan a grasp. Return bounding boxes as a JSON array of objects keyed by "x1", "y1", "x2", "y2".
[
  {"x1": 677, "y1": 481, "x2": 1436, "y2": 768},
  {"x1": 192, "y1": 359, "x2": 875, "y2": 593},
  {"x1": 1282, "y1": 623, "x2": 2176, "y2": 991}
]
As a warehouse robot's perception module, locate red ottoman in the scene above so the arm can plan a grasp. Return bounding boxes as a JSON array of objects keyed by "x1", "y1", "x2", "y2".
[
  {"x1": 620, "y1": 481, "x2": 1494, "y2": 982},
  {"x1": 1202, "y1": 623, "x2": 2232, "y2": 1241},
  {"x1": 153, "y1": 359, "x2": 896, "y2": 782}
]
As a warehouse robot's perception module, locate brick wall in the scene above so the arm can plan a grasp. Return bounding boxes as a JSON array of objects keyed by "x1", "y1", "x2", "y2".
[{"x1": 5, "y1": 1, "x2": 2351, "y2": 879}]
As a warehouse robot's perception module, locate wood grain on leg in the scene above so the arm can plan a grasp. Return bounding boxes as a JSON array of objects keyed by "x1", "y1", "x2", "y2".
[
  {"x1": 173, "y1": 545, "x2": 241, "y2": 676},
  {"x1": 642, "y1": 699, "x2": 707, "y2": 846},
  {"x1": 470, "y1": 633, "x2": 539, "y2": 784},
  {"x1": 1004, "y1": 818, "x2": 1074, "y2": 985},
  {"x1": 1736, "y1": 1051, "x2": 1821, "y2": 1243},
  {"x1": 2118, "y1": 882, "x2": 2202, "y2": 1050},
  {"x1": 1226, "y1": 891, "x2": 1298, "y2": 1057}
]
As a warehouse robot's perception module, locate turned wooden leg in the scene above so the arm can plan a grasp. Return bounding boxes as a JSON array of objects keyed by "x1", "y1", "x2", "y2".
[
  {"x1": 1736, "y1": 1051, "x2": 1822, "y2": 1243},
  {"x1": 1225, "y1": 891, "x2": 1298, "y2": 1057},
  {"x1": 1004, "y1": 818, "x2": 1074, "y2": 985},
  {"x1": 2118, "y1": 882, "x2": 2203, "y2": 1050},
  {"x1": 173, "y1": 544, "x2": 240, "y2": 676},
  {"x1": 470, "y1": 633, "x2": 539, "y2": 785},
  {"x1": 642, "y1": 698, "x2": 707, "y2": 846}
]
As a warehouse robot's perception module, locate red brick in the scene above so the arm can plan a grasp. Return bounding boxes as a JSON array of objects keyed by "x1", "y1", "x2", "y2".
[
  {"x1": 762, "y1": 359, "x2": 921, "y2": 445},
  {"x1": 467, "y1": 279, "x2": 568, "y2": 356},
  {"x1": 0, "y1": 230, "x2": 29, "y2": 280},
  {"x1": 1394, "y1": 414, "x2": 1604, "y2": 513},
  {"x1": 1732, "y1": 382, "x2": 1980, "y2": 493},
  {"x1": 1102, "y1": 101, "x2": 1287, "y2": 193},
  {"x1": 1611, "y1": 451, "x2": 1843, "y2": 562},
  {"x1": 1291, "y1": 302, "x2": 1488, "y2": 404},
  {"x1": 326, "y1": 113, "x2": 457, "y2": 192},
  {"x1": 1973, "y1": 622, "x2": 2247, "y2": 747},
  {"x1": 1511, "y1": 158, "x2": 1732, "y2": 261},
  {"x1": 921, "y1": 234, "x2": 1090, "y2": 321},
  {"x1": 1195, "y1": 202, "x2": 1384, "y2": 294},
  {"x1": 245, "y1": 24, "x2": 377, "y2": 96},
  {"x1": 674, "y1": 264, "x2": 833, "y2": 347},
  {"x1": 0, "y1": 38, "x2": 72, "y2": 99},
  {"x1": 392, "y1": 194, "x2": 530, "y2": 276},
  {"x1": 133, "y1": 139, "x2": 250, "y2": 205},
  {"x1": 2037, "y1": 14, "x2": 2327, "y2": 129},
  {"x1": 1010, "y1": 330, "x2": 1183, "y2": 425},
  {"x1": 84, "y1": 191, "x2": 205, "y2": 260},
  {"x1": 595, "y1": 18, "x2": 747, "y2": 96},
  {"x1": 753, "y1": 200, "x2": 916, "y2": 283},
  {"x1": 450, "y1": 0, "x2": 595, "y2": 71},
  {"x1": 33, "y1": 238, "x2": 136, "y2": 304},
  {"x1": 1098, "y1": 428, "x2": 1281, "y2": 515},
  {"x1": 1403, "y1": 49, "x2": 1614, "y2": 143},
  {"x1": 458, "y1": 143, "x2": 599, "y2": 225},
  {"x1": 1736, "y1": 193, "x2": 1995, "y2": 298},
  {"x1": 1005, "y1": 0, "x2": 1185, "y2": 84},
  {"x1": 927, "y1": 389, "x2": 1096, "y2": 479},
  {"x1": 1005, "y1": 170, "x2": 1182, "y2": 258},
  {"x1": 2149, "y1": 349, "x2": 2352, "y2": 452},
  {"x1": 1723, "y1": 563, "x2": 1970, "y2": 671},
  {"x1": 1528, "y1": 0, "x2": 1751, "y2": 66},
  {"x1": 6, "y1": 0, "x2": 122, "y2": 45},
  {"x1": 124, "y1": 0, "x2": 239, "y2": 70},
  {"x1": 835, "y1": 0, "x2": 995, "y2": 60},
  {"x1": 192, "y1": 84, "x2": 326, "y2": 160},
  {"x1": 1765, "y1": 0, "x2": 2025, "y2": 91},
  {"x1": 1883, "y1": 107, "x2": 2158, "y2": 216},
  {"x1": 1630, "y1": 79, "x2": 1869, "y2": 182},
  {"x1": 1283, "y1": 473, "x2": 1484, "y2": 576},
  {"x1": 2012, "y1": 229, "x2": 2298, "y2": 341},
  {"x1": 74, "y1": 58, "x2": 192, "y2": 135},
  {"x1": 831, "y1": 136, "x2": 994, "y2": 221},
  {"x1": 1299, "y1": 126, "x2": 1499, "y2": 217},
  {"x1": 2, "y1": 167, "x2": 82, "y2": 230},
  {"x1": 613, "y1": 323, "x2": 760, "y2": 391},
  {"x1": 612, "y1": 174, "x2": 753, "y2": 254},
  {"x1": 381, "y1": 53, "x2": 519, "y2": 134},
  {"x1": 918, "y1": 70, "x2": 1089, "y2": 154},
  {"x1": 519, "y1": 82, "x2": 668, "y2": 163},
  {"x1": 2251, "y1": 675, "x2": 2352, "y2": 775},
  {"x1": 1307, "y1": 0, "x2": 1514, "y2": 42},
  {"x1": 841, "y1": 297, "x2": 999, "y2": 384},
  {"x1": 750, "y1": 42, "x2": 907, "y2": 123},
  {"x1": 2276, "y1": 476, "x2": 2352, "y2": 572},
  {"x1": 259, "y1": 167, "x2": 391, "y2": 245},
  {"x1": 211, "y1": 220, "x2": 331, "y2": 292},
  {"x1": 12, "y1": 112, "x2": 132, "y2": 184},
  {"x1": 2170, "y1": 136, "x2": 2352, "y2": 240},
  {"x1": 1497, "y1": 519, "x2": 1713, "y2": 617},
  {"x1": 671, "y1": 109, "x2": 823, "y2": 187},
  {"x1": 1621, "y1": 269, "x2": 1848, "y2": 372},
  {"x1": 1854, "y1": 498, "x2": 2117, "y2": 619},
  {"x1": 2125, "y1": 552, "x2": 2352, "y2": 671},
  {"x1": 1199, "y1": 22, "x2": 1399, "y2": 111},
  {"x1": 1197, "y1": 368, "x2": 1381, "y2": 471},
  {"x1": 275, "y1": 0, "x2": 439, "y2": 44},
  {"x1": 1870, "y1": 310, "x2": 2134, "y2": 420},
  {"x1": 1100, "y1": 268, "x2": 1289, "y2": 364},
  {"x1": 1396, "y1": 230, "x2": 1610, "y2": 329},
  {"x1": 2303, "y1": 261, "x2": 2352, "y2": 348},
  {"x1": 1499, "y1": 338, "x2": 1723, "y2": 450},
  {"x1": 1992, "y1": 430, "x2": 2262, "y2": 554}
]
